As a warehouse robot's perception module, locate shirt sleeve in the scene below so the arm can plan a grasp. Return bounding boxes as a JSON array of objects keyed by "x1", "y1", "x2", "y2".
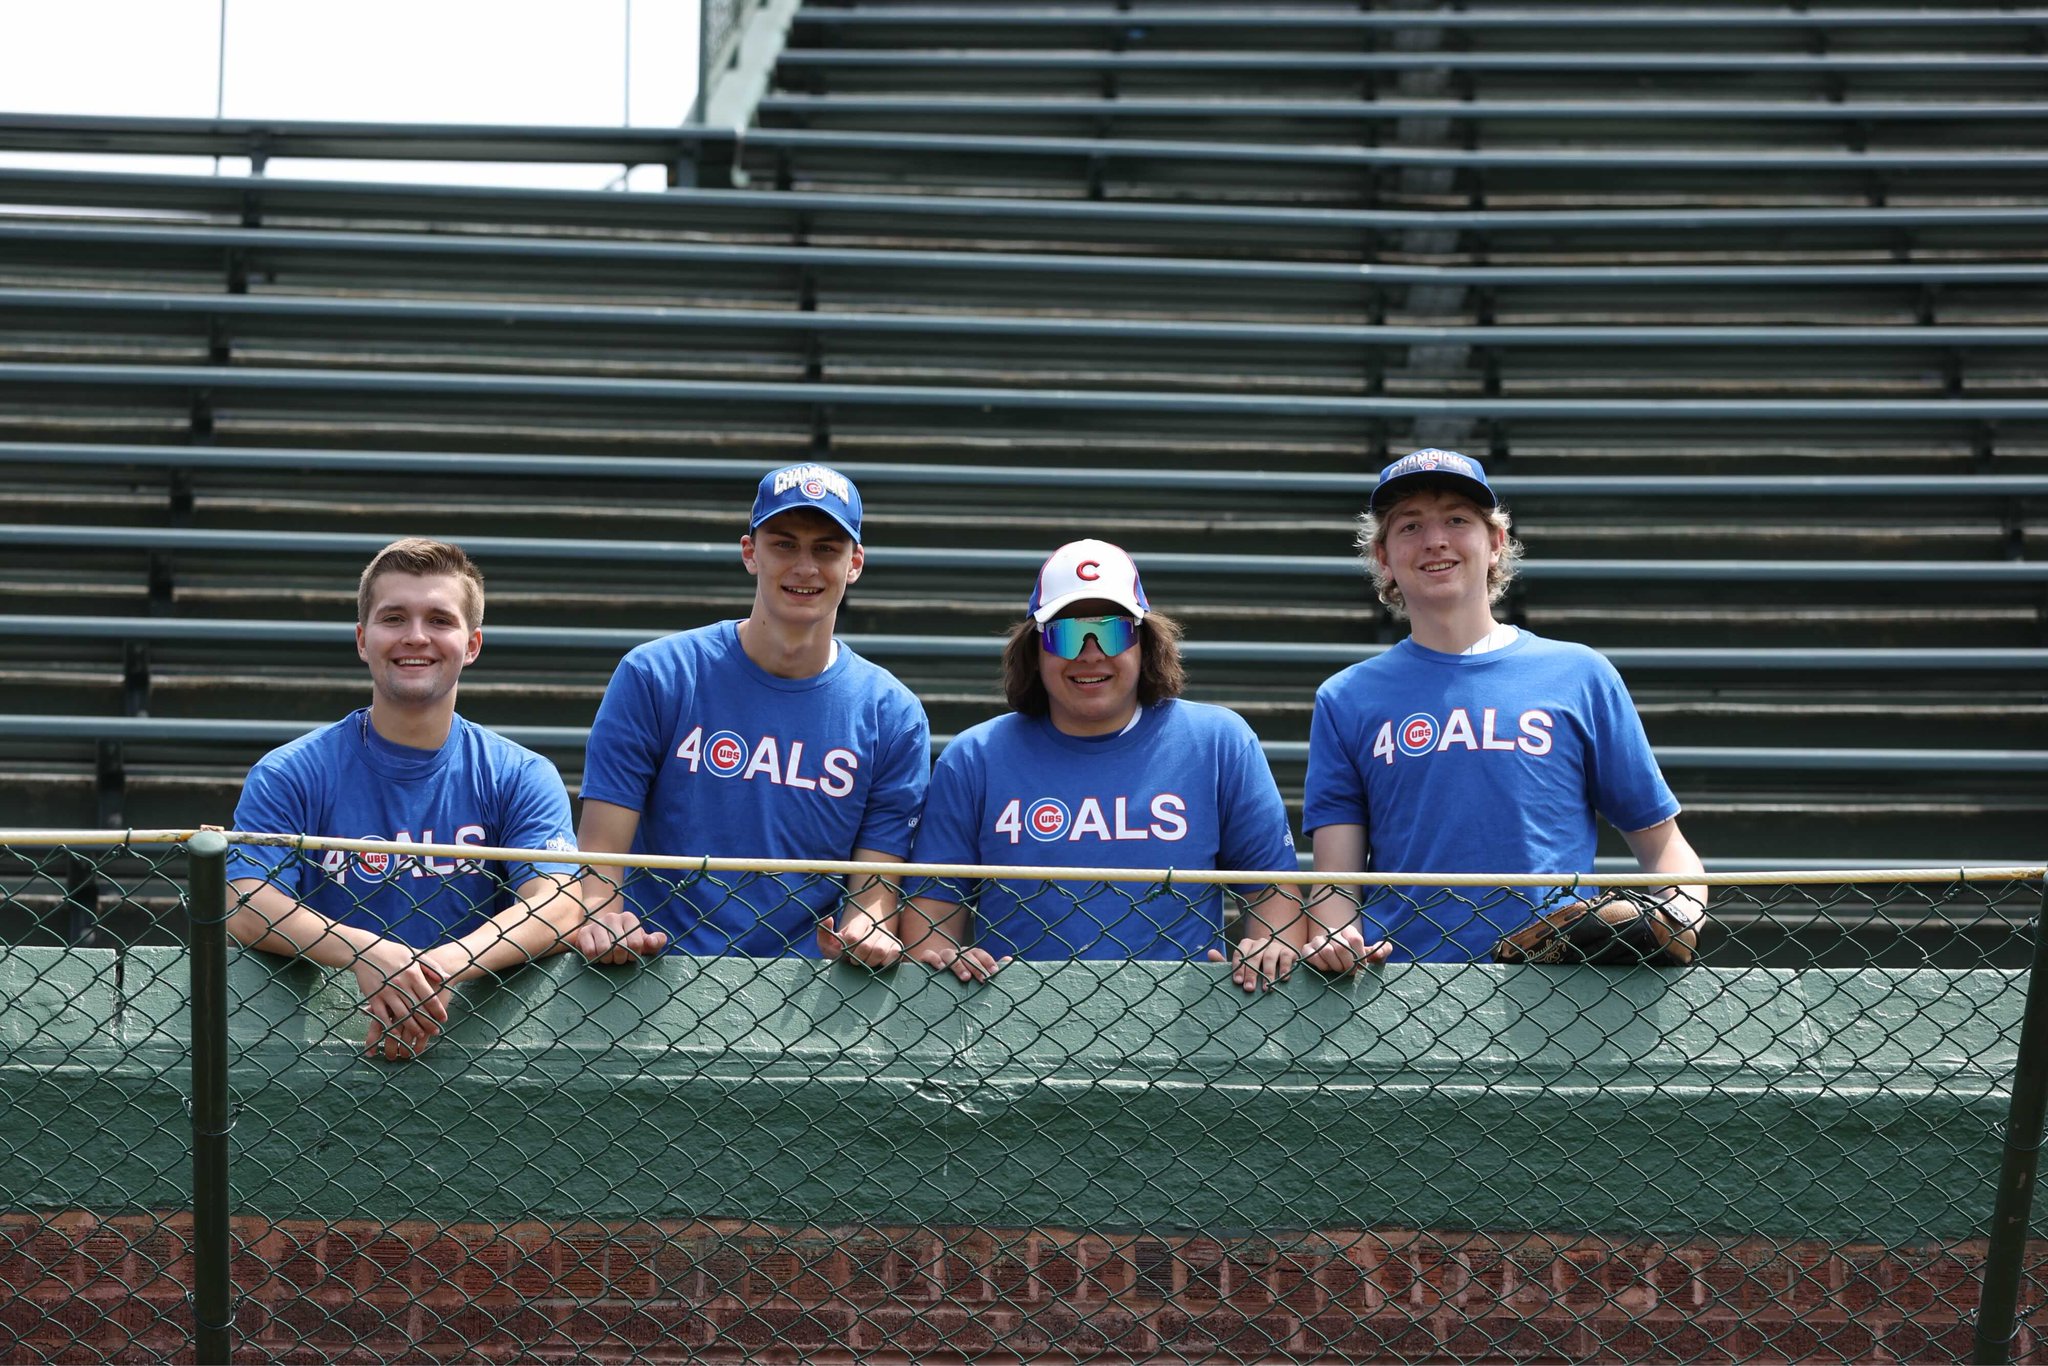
[
  {"x1": 224, "y1": 752, "x2": 311, "y2": 893},
  {"x1": 579, "y1": 650, "x2": 667, "y2": 814},
  {"x1": 903, "y1": 740, "x2": 980, "y2": 905},
  {"x1": 1583, "y1": 656, "x2": 1681, "y2": 835},
  {"x1": 852, "y1": 688, "x2": 931, "y2": 859},
  {"x1": 1301, "y1": 681, "x2": 1370, "y2": 837},
  {"x1": 1216, "y1": 725, "x2": 1300, "y2": 877},
  {"x1": 497, "y1": 752, "x2": 579, "y2": 887}
]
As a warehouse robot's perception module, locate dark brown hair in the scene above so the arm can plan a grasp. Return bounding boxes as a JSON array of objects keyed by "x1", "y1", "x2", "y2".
[
  {"x1": 357, "y1": 538, "x2": 486, "y2": 630},
  {"x1": 1001, "y1": 610, "x2": 1186, "y2": 716}
]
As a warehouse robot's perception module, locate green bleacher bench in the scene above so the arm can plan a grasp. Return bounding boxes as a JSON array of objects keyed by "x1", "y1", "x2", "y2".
[
  {"x1": 4, "y1": 523, "x2": 2044, "y2": 586},
  {"x1": 772, "y1": 52, "x2": 2048, "y2": 76},
  {"x1": 11, "y1": 442, "x2": 2048, "y2": 503},
  {"x1": 6, "y1": 166, "x2": 2044, "y2": 263},
  {"x1": 10, "y1": 286, "x2": 2043, "y2": 354},
  {"x1": 14, "y1": 218, "x2": 2047, "y2": 291},
  {"x1": 728, "y1": 127, "x2": 2048, "y2": 175},
  {"x1": 787, "y1": 8, "x2": 2048, "y2": 37},
  {"x1": 6, "y1": 362, "x2": 2046, "y2": 427},
  {"x1": 759, "y1": 96, "x2": 2048, "y2": 124},
  {"x1": 756, "y1": 94, "x2": 2048, "y2": 148}
]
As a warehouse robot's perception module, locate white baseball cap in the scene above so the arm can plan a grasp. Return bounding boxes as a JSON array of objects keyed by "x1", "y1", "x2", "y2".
[{"x1": 1027, "y1": 539, "x2": 1150, "y2": 624}]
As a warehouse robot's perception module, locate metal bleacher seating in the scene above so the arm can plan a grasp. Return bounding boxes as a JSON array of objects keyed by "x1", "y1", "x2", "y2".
[{"x1": 0, "y1": 3, "x2": 2044, "y2": 947}]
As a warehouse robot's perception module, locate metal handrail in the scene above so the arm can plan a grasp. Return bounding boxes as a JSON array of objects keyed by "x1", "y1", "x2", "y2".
[
  {"x1": 0, "y1": 715, "x2": 2038, "y2": 773},
  {"x1": 8, "y1": 164, "x2": 2048, "y2": 238},
  {"x1": 10, "y1": 219, "x2": 2046, "y2": 289},
  {"x1": 11, "y1": 287, "x2": 2045, "y2": 350}
]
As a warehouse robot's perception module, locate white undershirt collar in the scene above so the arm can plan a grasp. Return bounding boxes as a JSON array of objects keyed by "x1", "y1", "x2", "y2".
[{"x1": 1459, "y1": 623, "x2": 1520, "y2": 656}]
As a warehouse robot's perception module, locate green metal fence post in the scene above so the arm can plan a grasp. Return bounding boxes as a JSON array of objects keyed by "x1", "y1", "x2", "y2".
[
  {"x1": 186, "y1": 830, "x2": 233, "y2": 1366},
  {"x1": 1973, "y1": 877, "x2": 2048, "y2": 1364}
]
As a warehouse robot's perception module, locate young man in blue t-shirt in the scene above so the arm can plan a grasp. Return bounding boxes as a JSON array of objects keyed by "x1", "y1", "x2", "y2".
[
  {"x1": 571, "y1": 463, "x2": 929, "y2": 962},
  {"x1": 1300, "y1": 449, "x2": 1708, "y2": 967},
  {"x1": 228, "y1": 538, "x2": 582, "y2": 1059},
  {"x1": 900, "y1": 539, "x2": 1303, "y2": 990}
]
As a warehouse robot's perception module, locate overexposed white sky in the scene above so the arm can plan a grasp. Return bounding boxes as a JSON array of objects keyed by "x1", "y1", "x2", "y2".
[{"x1": 0, "y1": 0, "x2": 700, "y2": 190}]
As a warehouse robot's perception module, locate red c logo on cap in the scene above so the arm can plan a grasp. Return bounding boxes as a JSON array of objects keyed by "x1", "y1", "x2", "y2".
[{"x1": 1077, "y1": 560, "x2": 1100, "y2": 581}]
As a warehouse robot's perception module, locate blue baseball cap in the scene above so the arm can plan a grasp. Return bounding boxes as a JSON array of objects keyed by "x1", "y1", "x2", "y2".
[
  {"x1": 750, "y1": 462, "x2": 863, "y2": 541},
  {"x1": 1369, "y1": 448, "x2": 1497, "y2": 512}
]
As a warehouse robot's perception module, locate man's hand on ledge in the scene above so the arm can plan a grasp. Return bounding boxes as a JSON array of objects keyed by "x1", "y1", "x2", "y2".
[
  {"x1": 1208, "y1": 935, "x2": 1299, "y2": 993},
  {"x1": 912, "y1": 940, "x2": 1012, "y2": 984},
  {"x1": 350, "y1": 939, "x2": 449, "y2": 1062},
  {"x1": 1300, "y1": 925, "x2": 1394, "y2": 976},
  {"x1": 570, "y1": 908, "x2": 670, "y2": 965},
  {"x1": 819, "y1": 910, "x2": 903, "y2": 969}
]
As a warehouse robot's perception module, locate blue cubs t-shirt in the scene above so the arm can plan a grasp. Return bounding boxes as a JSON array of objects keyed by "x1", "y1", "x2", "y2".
[
  {"x1": 906, "y1": 699, "x2": 1298, "y2": 960},
  {"x1": 227, "y1": 710, "x2": 578, "y2": 950},
  {"x1": 1302, "y1": 631, "x2": 1680, "y2": 962},
  {"x1": 579, "y1": 621, "x2": 930, "y2": 956}
]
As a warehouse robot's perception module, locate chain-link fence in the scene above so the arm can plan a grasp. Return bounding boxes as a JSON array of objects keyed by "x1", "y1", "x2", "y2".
[
  {"x1": 696, "y1": 0, "x2": 773, "y2": 124},
  {"x1": 3, "y1": 831, "x2": 2046, "y2": 1364}
]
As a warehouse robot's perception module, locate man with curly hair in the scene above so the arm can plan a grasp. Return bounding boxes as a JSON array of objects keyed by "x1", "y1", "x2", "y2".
[{"x1": 1299, "y1": 449, "x2": 1707, "y2": 966}]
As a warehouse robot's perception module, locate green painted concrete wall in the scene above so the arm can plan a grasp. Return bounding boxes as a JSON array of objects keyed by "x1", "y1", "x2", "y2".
[{"x1": 0, "y1": 948, "x2": 2021, "y2": 1243}]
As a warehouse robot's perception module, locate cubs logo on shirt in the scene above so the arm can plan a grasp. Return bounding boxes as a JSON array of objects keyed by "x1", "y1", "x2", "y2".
[
  {"x1": 1025, "y1": 798, "x2": 1071, "y2": 842},
  {"x1": 354, "y1": 841, "x2": 394, "y2": 881},
  {"x1": 704, "y1": 730, "x2": 748, "y2": 776},
  {"x1": 1397, "y1": 713, "x2": 1438, "y2": 757}
]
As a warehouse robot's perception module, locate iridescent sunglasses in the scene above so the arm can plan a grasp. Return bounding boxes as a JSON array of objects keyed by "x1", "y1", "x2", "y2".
[{"x1": 1041, "y1": 614, "x2": 1139, "y2": 660}]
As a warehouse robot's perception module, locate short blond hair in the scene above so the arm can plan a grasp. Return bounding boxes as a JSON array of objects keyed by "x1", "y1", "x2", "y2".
[{"x1": 357, "y1": 538, "x2": 486, "y2": 630}]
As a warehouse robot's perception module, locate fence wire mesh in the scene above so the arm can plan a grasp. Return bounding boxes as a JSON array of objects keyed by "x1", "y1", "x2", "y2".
[
  {"x1": 0, "y1": 840, "x2": 196, "y2": 1361},
  {"x1": 698, "y1": 0, "x2": 771, "y2": 121},
  {"x1": 2, "y1": 833, "x2": 2045, "y2": 1364}
]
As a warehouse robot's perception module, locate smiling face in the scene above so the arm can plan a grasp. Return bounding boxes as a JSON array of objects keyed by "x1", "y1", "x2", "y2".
[
  {"x1": 1037, "y1": 598, "x2": 1142, "y2": 736},
  {"x1": 743, "y1": 507, "x2": 862, "y2": 629},
  {"x1": 355, "y1": 571, "x2": 482, "y2": 713},
  {"x1": 1372, "y1": 487, "x2": 1507, "y2": 626}
]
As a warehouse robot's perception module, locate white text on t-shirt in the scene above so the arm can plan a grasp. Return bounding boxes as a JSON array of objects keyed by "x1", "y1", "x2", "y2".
[
  {"x1": 673, "y1": 725, "x2": 858, "y2": 798},
  {"x1": 1370, "y1": 708, "x2": 1555, "y2": 765},
  {"x1": 992, "y1": 794, "x2": 1189, "y2": 844}
]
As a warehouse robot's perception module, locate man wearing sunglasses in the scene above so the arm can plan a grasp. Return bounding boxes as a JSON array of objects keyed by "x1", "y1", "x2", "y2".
[
  {"x1": 900, "y1": 539, "x2": 1303, "y2": 989},
  {"x1": 571, "y1": 463, "x2": 930, "y2": 964}
]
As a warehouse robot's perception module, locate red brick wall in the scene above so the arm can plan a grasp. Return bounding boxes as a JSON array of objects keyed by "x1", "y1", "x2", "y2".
[{"x1": 0, "y1": 1211, "x2": 2030, "y2": 1363}]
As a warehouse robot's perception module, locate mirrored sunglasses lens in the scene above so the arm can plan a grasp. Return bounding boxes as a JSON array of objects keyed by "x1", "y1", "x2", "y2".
[{"x1": 1042, "y1": 616, "x2": 1136, "y2": 659}]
